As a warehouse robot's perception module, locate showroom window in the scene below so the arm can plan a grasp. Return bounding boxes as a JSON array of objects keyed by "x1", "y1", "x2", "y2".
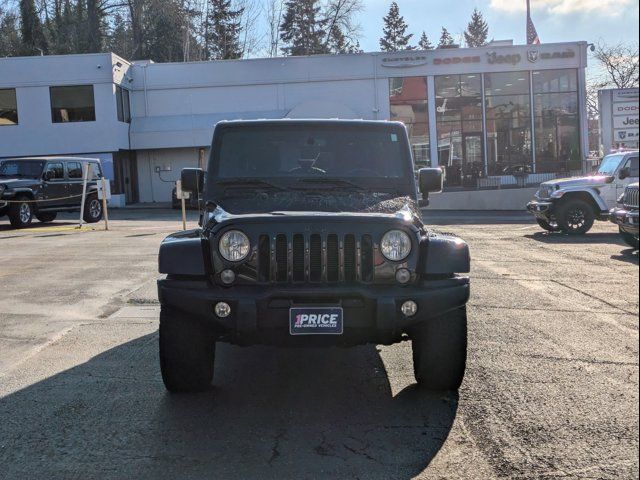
[
  {"x1": 484, "y1": 71, "x2": 532, "y2": 176},
  {"x1": 389, "y1": 77, "x2": 430, "y2": 167},
  {"x1": 0, "y1": 88, "x2": 18, "y2": 126},
  {"x1": 533, "y1": 69, "x2": 580, "y2": 174},
  {"x1": 435, "y1": 74, "x2": 483, "y2": 188},
  {"x1": 115, "y1": 85, "x2": 131, "y2": 123},
  {"x1": 50, "y1": 85, "x2": 96, "y2": 123}
]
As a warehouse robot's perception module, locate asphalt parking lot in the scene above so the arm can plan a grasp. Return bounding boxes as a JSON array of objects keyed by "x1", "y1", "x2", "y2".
[{"x1": 0, "y1": 209, "x2": 638, "y2": 479}]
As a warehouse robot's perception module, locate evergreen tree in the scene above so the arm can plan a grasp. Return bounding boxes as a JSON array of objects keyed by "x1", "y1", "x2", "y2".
[
  {"x1": 86, "y1": 0, "x2": 105, "y2": 52},
  {"x1": 75, "y1": 0, "x2": 89, "y2": 52},
  {"x1": 418, "y1": 31, "x2": 433, "y2": 50},
  {"x1": 19, "y1": 0, "x2": 48, "y2": 55},
  {"x1": 144, "y1": 0, "x2": 185, "y2": 62},
  {"x1": 205, "y1": 0, "x2": 244, "y2": 60},
  {"x1": 437, "y1": 27, "x2": 454, "y2": 48},
  {"x1": 463, "y1": 8, "x2": 488, "y2": 47},
  {"x1": 279, "y1": 0, "x2": 327, "y2": 56},
  {"x1": 108, "y1": 12, "x2": 133, "y2": 59},
  {"x1": 379, "y1": 2, "x2": 412, "y2": 52},
  {"x1": 0, "y1": 9, "x2": 22, "y2": 57}
]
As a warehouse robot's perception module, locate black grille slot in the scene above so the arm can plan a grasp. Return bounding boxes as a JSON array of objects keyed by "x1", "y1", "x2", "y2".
[
  {"x1": 327, "y1": 234, "x2": 339, "y2": 282},
  {"x1": 309, "y1": 234, "x2": 322, "y2": 281},
  {"x1": 361, "y1": 234, "x2": 374, "y2": 282},
  {"x1": 275, "y1": 234, "x2": 288, "y2": 282},
  {"x1": 258, "y1": 234, "x2": 270, "y2": 282},
  {"x1": 292, "y1": 234, "x2": 305, "y2": 281},
  {"x1": 344, "y1": 234, "x2": 356, "y2": 282}
]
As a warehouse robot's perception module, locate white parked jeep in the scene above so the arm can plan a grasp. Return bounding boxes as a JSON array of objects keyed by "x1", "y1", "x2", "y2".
[{"x1": 527, "y1": 151, "x2": 639, "y2": 234}]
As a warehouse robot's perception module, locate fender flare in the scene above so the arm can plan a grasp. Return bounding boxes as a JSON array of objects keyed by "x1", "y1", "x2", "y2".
[
  {"x1": 419, "y1": 233, "x2": 470, "y2": 275},
  {"x1": 556, "y1": 187, "x2": 608, "y2": 213},
  {"x1": 159, "y1": 230, "x2": 206, "y2": 276}
]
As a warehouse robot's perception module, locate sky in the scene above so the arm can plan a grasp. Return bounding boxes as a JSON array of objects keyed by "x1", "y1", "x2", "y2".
[{"x1": 351, "y1": 0, "x2": 639, "y2": 52}]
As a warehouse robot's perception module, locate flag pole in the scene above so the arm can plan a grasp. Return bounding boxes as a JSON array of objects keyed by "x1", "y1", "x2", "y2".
[{"x1": 526, "y1": 0, "x2": 531, "y2": 42}]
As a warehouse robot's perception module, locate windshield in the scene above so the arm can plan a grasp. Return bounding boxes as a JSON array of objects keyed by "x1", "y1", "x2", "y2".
[
  {"x1": 596, "y1": 154, "x2": 625, "y2": 176},
  {"x1": 0, "y1": 160, "x2": 46, "y2": 178},
  {"x1": 212, "y1": 124, "x2": 411, "y2": 182}
]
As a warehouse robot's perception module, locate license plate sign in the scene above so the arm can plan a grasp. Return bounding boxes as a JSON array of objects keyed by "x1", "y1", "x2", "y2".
[{"x1": 289, "y1": 307, "x2": 343, "y2": 335}]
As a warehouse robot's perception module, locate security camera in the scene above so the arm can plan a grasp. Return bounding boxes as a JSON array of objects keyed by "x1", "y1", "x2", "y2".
[{"x1": 97, "y1": 65, "x2": 102, "y2": 69}]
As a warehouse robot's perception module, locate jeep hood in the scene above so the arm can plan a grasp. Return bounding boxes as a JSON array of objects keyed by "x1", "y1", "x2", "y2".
[
  {"x1": 213, "y1": 192, "x2": 420, "y2": 217},
  {"x1": 0, "y1": 178, "x2": 36, "y2": 187},
  {"x1": 542, "y1": 175, "x2": 612, "y2": 189}
]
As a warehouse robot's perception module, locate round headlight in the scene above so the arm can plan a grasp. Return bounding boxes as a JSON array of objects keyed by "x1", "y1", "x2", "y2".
[
  {"x1": 219, "y1": 230, "x2": 250, "y2": 261},
  {"x1": 380, "y1": 230, "x2": 411, "y2": 261}
]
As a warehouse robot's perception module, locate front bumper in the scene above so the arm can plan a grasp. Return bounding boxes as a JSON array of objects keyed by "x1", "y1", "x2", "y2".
[
  {"x1": 610, "y1": 207, "x2": 639, "y2": 235},
  {"x1": 158, "y1": 277, "x2": 470, "y2": 346},
  {"x1": 527, "y1": 199, "x2": 554, "y2": 219}
]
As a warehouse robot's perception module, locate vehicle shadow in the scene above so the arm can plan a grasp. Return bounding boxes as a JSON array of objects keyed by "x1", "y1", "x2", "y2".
[
  {"x1": 0, "y1": 334, "x2": 457, "y2": 479},
  {"x1": 0, "y1": 221, "x2": 79, "y2": 232},
  {"x1": 524, "y1": 231, "x2": 625, "y2": 245},
  {"x1": 611, "y1": 248, "x2": 639, "y2": 265}
]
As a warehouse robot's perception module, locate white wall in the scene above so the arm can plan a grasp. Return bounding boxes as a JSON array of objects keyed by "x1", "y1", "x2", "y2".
[
  {"x1": 0, "y1": 53, "x2": 130, "y2": 158},
  {"x1": 137, "y1": 147, "x2": 204, "y2": 202}
]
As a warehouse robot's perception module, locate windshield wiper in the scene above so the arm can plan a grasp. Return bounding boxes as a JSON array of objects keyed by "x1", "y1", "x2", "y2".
[
  {"x1": 218, "y1": 178, "x2": 288, "y2": 191},
  {"x1": 298, "y1": 177, "x2": 368, "y2": 191}
]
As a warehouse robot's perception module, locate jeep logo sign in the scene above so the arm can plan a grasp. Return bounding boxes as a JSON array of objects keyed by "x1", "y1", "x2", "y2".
[{"x1": 487, "y1": 51, "x2": 521, "y2": 65}]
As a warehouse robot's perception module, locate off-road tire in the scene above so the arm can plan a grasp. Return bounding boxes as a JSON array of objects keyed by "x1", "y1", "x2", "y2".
[
  {"x1": 8, "y1": 196, "x2": 34, "y2": 228},
  {"x1": 619, "y1": 227, "x2": 639, "y2": 249},
  {"x1": 536, "y1": 218, "x2": 561, "y2": 232},
  {"x1": 36, "y1": 212, "x2": 57, "y2": 223},
  {"x1": 83, "y1": 195, "x2": 103, "y2": 223},
  {"x1": 556, "y1": 199, "x2": 595, "y2": 235},
  {"x1": 411, "y1": 306, "x2": 467, "y2": 391},
  {"x1": 159, "y1": 306, "x2": 215, "y2": 393}
]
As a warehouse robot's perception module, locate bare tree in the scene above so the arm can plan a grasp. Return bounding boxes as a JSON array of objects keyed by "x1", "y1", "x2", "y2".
[
  {"x1": 265, "y1": 0, "x2": 282, "y2": 57},
  {"x1": 235, "y1": 0, "x2": 261, "y2": 58},
  {"x1": 322, "y1": 0, "x2": 362, "y2": 52},
  {"x1": 591, "y1": 41, "x2": 639, "y2": 89}
]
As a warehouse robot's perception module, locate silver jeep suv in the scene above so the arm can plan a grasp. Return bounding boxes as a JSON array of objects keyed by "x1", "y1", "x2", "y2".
[{"x1": 527, "y1": 151, "x2": 639, "y2": 234}]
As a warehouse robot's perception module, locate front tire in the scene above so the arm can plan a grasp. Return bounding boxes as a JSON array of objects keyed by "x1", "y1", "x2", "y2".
[
  {"x1": 619, "y1": 227, "x2": 639, "y2": 249},
  {"x1": 159, "y1": 306, "x2": 215, "y2": 393},
  {"x1": 411, "y1": 306, "x2": 467, "y2": 391},
  {"x1": 536, "y1": 218, "x2": 561, "y2": 232},
  {"x1": 83, "y1": 195, "x2": 103, "y2": 223},
  {"x1": 36, "y1": 212, "x2": 57, "y2": 223},
  {"x1": 8, "y1": 197, "x2": 34, "y2": 228},
  {"x1": 556, "y1": 199, "x2": 595, "y2": 235}
]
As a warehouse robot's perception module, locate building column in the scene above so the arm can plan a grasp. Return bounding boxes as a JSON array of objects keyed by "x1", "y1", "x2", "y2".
[
  {"x1": 529, "y1": 70, "x2": 537, "y2": 173},
  {"x1": 481, "y1": 74, "x2": 488, "y2": 177},
  {"x1": 577, "y1": 65, "x2": 589, "y2": 173},
  {"x1": 427, "y1": 76, "x2": 438, "y2": 167}
]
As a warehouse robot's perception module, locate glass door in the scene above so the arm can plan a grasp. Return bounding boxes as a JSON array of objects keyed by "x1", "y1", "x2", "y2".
[{"x1": 462, "y1": 133, "x2": 484, "y2": 188}]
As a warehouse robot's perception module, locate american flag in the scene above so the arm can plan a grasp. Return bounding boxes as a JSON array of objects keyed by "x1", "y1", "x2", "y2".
[{"x1": 526, "y1": 0, "x2": 541, "y2": 45}]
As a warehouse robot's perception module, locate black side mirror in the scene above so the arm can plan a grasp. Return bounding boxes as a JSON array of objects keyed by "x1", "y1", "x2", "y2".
[
  {"x1": 181, "y1": 168, "x2": 204, "y2": 194},
  {"x1": 619, "y1": 167, "x2": 630, "y2": 180},
  {"x1": 43, "y1": 170, "x2": 53, "y2": 181},
  {"x1": 418, "y1": 167, "x2": 443, "y2": 193},
  {"x1": 417, "y1": 168, "x2": 443, "y2": 207}
]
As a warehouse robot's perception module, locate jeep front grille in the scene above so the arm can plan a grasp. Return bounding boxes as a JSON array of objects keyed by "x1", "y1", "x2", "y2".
[
  {"x1": 623, "y1": 186, "x2": 639, "y2": 209},
  {"x1": 257, "y1": 233, "x2": 374, "y2": 283}
]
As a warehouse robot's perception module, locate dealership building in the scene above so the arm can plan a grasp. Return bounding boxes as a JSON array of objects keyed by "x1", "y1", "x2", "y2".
[{"x1": 0, "y1": 41, "x2": 589, "y2": 208}]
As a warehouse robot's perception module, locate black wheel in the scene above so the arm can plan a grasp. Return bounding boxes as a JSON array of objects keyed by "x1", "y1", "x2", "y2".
[
  {"x1": 8, "y1": 197, "x2": 34, "y2": 228},
  {"x1": 556, "y1": 199, "x2": 595, "y2": 235},
  {"x1": 83, "y1": 195, "x2": 103, "y2": 223},
  {"x1": 619, "y1": 227, "x2": 639, "y2": 249},
  {"x1": 536, "y1": 218, "x2": 561, "y2": 232},
  {"x1": 411, "y1": 306, "x2": 467, "y2": 391},
  {"x1": 36, "y1": 212, "x2": 57, "y2": 223},
  {"x1": 159, "y1": 306, "x2": 215, "y2": 393}
]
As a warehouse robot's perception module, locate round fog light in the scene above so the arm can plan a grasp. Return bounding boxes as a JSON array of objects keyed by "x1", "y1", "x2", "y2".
[
  {"x1": 401, "y1": 300, "x2": 418, "y2": 317},
  {"x1": 220, "y1": 269, "x2": 235, "y2": 285},
  {"x1": 395, "y1": 268, "x2": 411, "y2": 284},
  {"x1": 214, "y1": 302, "x2": 231, "y2": 318}
]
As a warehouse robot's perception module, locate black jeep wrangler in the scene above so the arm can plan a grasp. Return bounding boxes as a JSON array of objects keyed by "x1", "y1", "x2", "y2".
[
  {"x1": 158, "y1": 120, "x2": 470, "y2": 393},
  {"x1": 0, "y1": 157, "x2": 104, "y2": 228}
]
